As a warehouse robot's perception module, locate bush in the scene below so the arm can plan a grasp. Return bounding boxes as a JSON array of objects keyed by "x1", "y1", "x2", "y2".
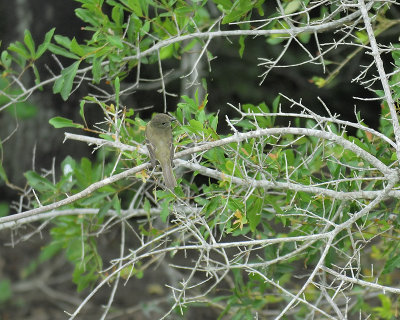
[{"x1": 1, "y1": 0, "x2": 400, "y2": 319}]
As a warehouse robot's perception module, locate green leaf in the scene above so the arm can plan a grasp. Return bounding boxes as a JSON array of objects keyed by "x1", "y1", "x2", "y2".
[
  {"x1": 62, "y1": 156, "x2": 76, "y2": 176},
  {"x1": 32, "y1": 64, "x2": 41, "y2": 86},
  {"x1": 24, "y1": 171, "x2": 56, "y2": 192},
  {"x1": 70, "y1": 38, "x2": 85, "y2": 57},
  {"x1": 112, "y1": 194, "x2": 121, "y2": 216},
  {"x1": 79, "y1": 100, "x2": 87, "y2": 125},
  {"x1": 107, "y1": 35, "x2": 124, "y2": 49},
  {"x1": 298, "y1": 32, "x2": 311, "y2": 44},
  {"x1": 114, "y1": 77, "x2": 120, "y2": 107},
  {"x1": 1, "y1": 50, "x2": 11, "y2": 68},
  {"x1": 239, "y1": 35, "x2": 245, "y2": 58},
  {"x1": 66, "y1": 238, "x2": 85, "y2": 262},
  {"x1": 75, "y1": 8, "x2": 100, "y2": 27},
  {"x1": 0, "y1": 279, "x2": 11, "y2": 303},
  {"x1": 181, "y1": 39, "x2": 198, "y2": 53},
  {"x1": 92, "y1": 56, "x2": 102, "y2": 83},
  {"x1": 129, "y1": 0, "x2": 143, "y2": 16},
  {"x1": 75, "y1": 157, "x2": 93, "y2": 188},
  {"x1": 210, "y1": 115, "x2": 218, "y2": 131},
  {"x1": 120, "y1": 0, "x2": 147, "y2": 16},
  {"x1": 0, "y1": 202, "x2": 9, "y2": 218},
  {"x1": 36, "y1": 28, "x2": 56, "y2": 59},
  {"x1": 214, "y1": 0, "x2": 232, "y2": 11},
  {"x1": 247, "y1": 196, "x2": 262, "y2": 232},
  {"x1": 8, "y1": 41, "x2": 30, "y2": 60},
  {"x1": 80, "y1": 192, "x2": 112, "y2": 206},
  {"x1": 225, "y1": 159, "x2": 234, "y2": 175},
  {"x1": 53, "y1": 60, "x2": 81, "y2": 101},
  {"x1": 24, "y1": 29, "x2": 35, "y2": 57},
  {"x1": 73, "y1": 262, "x2": 99, "y2": 292},
  {"x1": 98, "y1": 201, "x2": 113, "y2": 218},
  {"x1": 160, "y1": 199, "x2": 171, "y2": 223},
  {"x1": 179, "y1": 95, "x2": 198, "y2": 112},
  {"x1": 383, "y1": 249, "x2": 400, "y2": 274},
  {"x1": 49, "y1": 116, "x2": 84, "y2": 129},
  {"x1": 349, "y1": 136, "x2": 369, "y2": 153},
  {"x1": 284, "y1": 0, "x2": 301, "y2": 14},
  {"x1": 159, "y1": 44, "x2": 175, "y2": 60},
  {"x1": 112, "y1": 4, "x2": 123, "y2": 25},
  {"x1": 144, "y1": 198, "x2": 151, "y2": 215},
  {"x1": 48, "y1": 43, "x2": 80, "y2": 59},
  {"x1": 54, "y1": 35, "x2": 72, "y2": 48},
  {"x1": 222, "y1": 0, "x2": 253, "y2": 24},
  {"x1": 272, "y1": 95, "x2": 280, "y2": 113},
  {"x1": 39, "y1": 241, "x2": 63, "y2": 263},
  {"x1": 227, "y1": 198, "x2": 244, "y2": 213},
  {"x1": 188, "y1": 119, "x2": 203, "y2": 133},
  {"x1": 355, "y1": 31, "x2": 368, "y2": 44},
  {"x1": 373, "y1": 294, "x2": 394, "y2": 319}
]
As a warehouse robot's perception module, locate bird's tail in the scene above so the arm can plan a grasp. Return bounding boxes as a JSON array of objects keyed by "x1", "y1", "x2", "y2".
[{"x1": 160, "y1": 160, "x2": 177, "y2": 190}]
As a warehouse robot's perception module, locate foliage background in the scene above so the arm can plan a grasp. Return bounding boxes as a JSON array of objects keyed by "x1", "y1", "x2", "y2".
[{"x1": 1, "y1": 0, "x2": 400, "y2": 319}]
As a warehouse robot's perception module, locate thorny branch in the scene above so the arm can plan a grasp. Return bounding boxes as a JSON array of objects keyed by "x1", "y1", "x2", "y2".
[{"x1": 2, "y1": 0, "x2": 400, "y2": 319}]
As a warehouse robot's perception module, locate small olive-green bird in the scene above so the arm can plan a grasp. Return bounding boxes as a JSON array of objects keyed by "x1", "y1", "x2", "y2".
[{"x1": 145, "y1": 113, "x2": 177, "y2": 190}]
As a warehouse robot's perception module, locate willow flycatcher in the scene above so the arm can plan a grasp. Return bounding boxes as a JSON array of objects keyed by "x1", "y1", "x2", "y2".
[{"x1": 145, "y1": 113, "x2": 177, "y2": 190}]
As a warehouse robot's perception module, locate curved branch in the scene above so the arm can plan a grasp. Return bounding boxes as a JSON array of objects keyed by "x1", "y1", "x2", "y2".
[{"x1": 0, "y1": 125, "x2": 395, "y2": 227}]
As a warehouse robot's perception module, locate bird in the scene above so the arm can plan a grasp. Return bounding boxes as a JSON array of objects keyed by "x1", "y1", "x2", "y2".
[{"x1": 145, "y1": 113, "x2": 177, "y2": 190}]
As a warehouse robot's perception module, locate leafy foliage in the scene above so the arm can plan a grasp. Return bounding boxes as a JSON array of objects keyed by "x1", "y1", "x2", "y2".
[{"x1": 1, "y1": 0, "x2": 400, "y2": 319}]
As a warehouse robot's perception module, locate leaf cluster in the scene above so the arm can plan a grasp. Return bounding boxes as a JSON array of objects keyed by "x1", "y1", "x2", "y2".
[{"x1": 1, "y1": 0, "x2": 400, "y2": 318}]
